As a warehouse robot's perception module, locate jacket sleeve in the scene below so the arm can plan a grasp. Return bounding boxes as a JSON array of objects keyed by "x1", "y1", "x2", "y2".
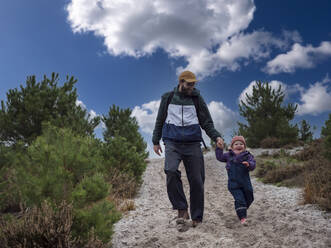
[
  {"x1": 152, "y1": 92, "x2": 171, "y2": 145},
  {"x1": 246, "y1": 153, "x2": 256, "y2": 171},
  {"x1": 197, "y1": 95, "x2": 222, "y2": 142},
  {"x1": 215, "y1": 147, "x2": 229, "y2": 162}
]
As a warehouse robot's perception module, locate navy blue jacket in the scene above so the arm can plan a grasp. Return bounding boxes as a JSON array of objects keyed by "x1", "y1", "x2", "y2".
[{"x1": 215, "y1": 148, "x2": 256, "y2": 191}]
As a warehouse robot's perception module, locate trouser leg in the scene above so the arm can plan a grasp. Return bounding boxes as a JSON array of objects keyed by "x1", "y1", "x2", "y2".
[
  {"x1": 244, "y1": 189, "x2": 254, "y2": 209},
  {"x1": 183, "y1": 143, "x2": 205, "y2": 221},
  {"x1": 230, "y1": 188, "x2": 247, "y2": 220},
  {"x1": 164, "y1": 142, "x2": 188, "y2": 210}
]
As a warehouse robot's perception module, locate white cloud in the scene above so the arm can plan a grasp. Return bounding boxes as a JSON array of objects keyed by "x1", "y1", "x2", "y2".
[
  {"x1": 76, "y1": 99, "x2": 86, "y2": 109},
  {"x1": 131, "y1": 100, "x2": 161, "y2": 134},
  {"x1": 265, "y1": 41, "x2": 331, "y2": 74},
  {"x1": 67, "y1": 0, "x2": 277, "y2": 78},
  {"x1": 218, "y1": 31, "x2": 287, "y2": 63},
  {"x1": 208, "y1": 101, "x2": 237, "y2": 134},
  {"x1": 297, "y1": 79, "x2": 331, "y2": 115},
  {"x1": 75, "y1": 99, "x2": 105, "y2": 129},
  {"x1": 66, "y1": 0, "x2": 308, "y2": 78}
]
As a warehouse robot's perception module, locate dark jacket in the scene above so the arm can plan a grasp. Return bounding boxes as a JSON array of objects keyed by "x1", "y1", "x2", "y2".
[
  {"x1": 215, "y1": 148, "x2": 256, "y2": 191},
  {"x1": 152, "y1": 86, "x2": 221, "y2": 145}
]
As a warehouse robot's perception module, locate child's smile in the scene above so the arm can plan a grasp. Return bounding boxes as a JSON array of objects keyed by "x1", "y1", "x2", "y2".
[{"x1": 232, "y1": 141, "x2": 245, "y2": 154}]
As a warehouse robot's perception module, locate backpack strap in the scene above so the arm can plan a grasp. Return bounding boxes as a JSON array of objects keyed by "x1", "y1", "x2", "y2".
[
  {"x1": 161, "y1": 91, "x2": 174, "y2": 125},
  {"x1": 166, "y1": 91, "x2": 175, "y2": 110},
  {"x1": 192, "y1": 95, "x2": 208, "y2": 149}
]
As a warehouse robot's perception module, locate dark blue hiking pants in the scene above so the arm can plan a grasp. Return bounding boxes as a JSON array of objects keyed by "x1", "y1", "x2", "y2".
[
  {"x1": 164, "y1": 140, "x2": 205, "y2": 221},
  {"x1": 227, "y1": 161, "x2": 254, "y2": 220}
]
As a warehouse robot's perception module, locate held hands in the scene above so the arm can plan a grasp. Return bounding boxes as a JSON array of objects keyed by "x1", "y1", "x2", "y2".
[
  {"x1": 153, "y1": 145, "x2": 163, "y2": 156},
  {"x1": 216, "y1": 137, "x2": 224, "y2": 149},
  {"x1": 242, "y1": 161, "x2": 250, "y2": 168}
]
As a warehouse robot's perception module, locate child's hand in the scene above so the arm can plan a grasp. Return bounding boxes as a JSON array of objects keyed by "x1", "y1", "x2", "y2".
[
  {"x1": 242, "y1": 161, "x2": 249, "y2": 167},
  {"x1": 216, "y1": 142, "x2": 224, "y2": 149}
]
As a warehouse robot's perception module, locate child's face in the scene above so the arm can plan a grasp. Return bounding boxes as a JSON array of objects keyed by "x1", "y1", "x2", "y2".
[{"x1": 232, "y1": 141, "x2": 245, "y2": 153}]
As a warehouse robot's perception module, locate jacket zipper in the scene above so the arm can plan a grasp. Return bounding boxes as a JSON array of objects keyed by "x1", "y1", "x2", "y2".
[{"x1": 182, "y1": 104, "x2": 184, "y2": 126}]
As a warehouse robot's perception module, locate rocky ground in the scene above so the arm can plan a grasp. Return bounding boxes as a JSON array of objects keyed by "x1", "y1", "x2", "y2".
[{"x1": 112, "y1": 149, "x2": 331, "y2": 248}]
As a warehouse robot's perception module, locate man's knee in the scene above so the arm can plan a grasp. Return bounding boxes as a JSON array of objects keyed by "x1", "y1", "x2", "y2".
[{"x1": 164, "y1": 169, "x2": 180, "y2": 178}]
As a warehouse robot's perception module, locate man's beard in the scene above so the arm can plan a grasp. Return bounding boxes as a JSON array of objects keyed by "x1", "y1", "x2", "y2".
[{"x1": 181, "y1": 86, "x2": 194, "y2": 95}]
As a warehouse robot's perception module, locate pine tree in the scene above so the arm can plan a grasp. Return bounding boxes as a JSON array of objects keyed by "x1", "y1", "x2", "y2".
[
  {"x1": 0, "y1": 73, "x2": 100, "y2": 145},
  {"x1": 102, "y1": 104, "x2": 148, "y2": 158},
  {"x1": 238, "y1": 81, "x2": 298, "y2": 148},
  {"x1": 299, "y1": 119, "x2": 313, "y2": 143},
  {"x1": 321, "y1": 113, "x2": 331, "y2": 161}
]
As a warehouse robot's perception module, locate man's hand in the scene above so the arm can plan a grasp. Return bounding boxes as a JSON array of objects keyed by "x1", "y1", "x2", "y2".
[
  {"x1": 216, "y1": 137, "x2": 224, "y2": 149},
  {"x1": 242, "y1": 161, "x2": 250, "y2": 167},
  {"x1": 153, "y1": 144, "x2": 163, "y2": 156}
]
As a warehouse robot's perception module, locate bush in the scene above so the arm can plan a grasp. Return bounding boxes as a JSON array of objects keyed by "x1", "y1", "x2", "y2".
[
  {"x1": 254, "y1": 160, "x2": 276, "y2": 178},
  {"x1": 72, "y1": 200, "x2": 121, "y2": 243},
  {"x1": 9, "y1": 125, "x2": 105, "y2": 209},
  {"x1": 256, "y1": 139, "x2": 331, "y2": 211},
  {"x1": 321, "y1": 114, "x2": 331, "y2": 161},
  {"x1": 303, "y1": 157, "x2": 331, "y2": 211},
  {"x1": 263, "y1": 163, "x2": 304, "y2": 184},
  {"x1": 0, "y1": 200, "x2": 107, "y2": 248},
  {"x1": 0, "y1": 125, "x2": 124, "y2": 244},
  {"x1": 102, "y1": 135, "x2": 147, "y2": 183},
  {"x1": 293, "y1": 139, "x2": 323, "y2": 161},
  {"x1": 71, "y1": 173, "x2": 110, "y2": 208},
  {"x1": 260, "y1": 137, "x2": 280, "y2": 148}
]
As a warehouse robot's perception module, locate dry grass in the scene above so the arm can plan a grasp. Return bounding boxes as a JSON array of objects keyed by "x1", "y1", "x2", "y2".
[
  {"x1": 255, "y1": 139, "x2": 331, "y2": 211},
  {"x1": 0, "y1": 201, "x2": 106, "y2": 248},
  {"x1": 303, "y1": 156, "x2": 331, "y2": 211},
  {"x1": 254, "y1": 158, "x2": 305, "y2": 187},
  {"x1": 105, "y1": 167, "x2": 139, "y2": 213}
]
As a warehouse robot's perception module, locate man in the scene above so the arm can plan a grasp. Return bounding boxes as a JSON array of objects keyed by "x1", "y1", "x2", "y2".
[{"x1": 152, "y1": 70, "x2": 224, "y2": 229}]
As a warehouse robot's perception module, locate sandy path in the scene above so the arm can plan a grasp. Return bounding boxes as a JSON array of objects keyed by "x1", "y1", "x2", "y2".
[{"x1": 112, "y1": 150, "x2": 331, "y2": 248}]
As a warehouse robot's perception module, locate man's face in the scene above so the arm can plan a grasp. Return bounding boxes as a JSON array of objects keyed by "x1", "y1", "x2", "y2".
[{"x1": 180, "y1": 80, "x2": 196, "y2": 95}]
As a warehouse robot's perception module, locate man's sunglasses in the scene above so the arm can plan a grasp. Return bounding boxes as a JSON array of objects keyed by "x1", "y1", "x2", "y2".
[{"x1": 181, "y1": 80, "x2": 196, "y2": 87}]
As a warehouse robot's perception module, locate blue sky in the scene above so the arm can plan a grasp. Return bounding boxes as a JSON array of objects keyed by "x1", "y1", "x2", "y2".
[{"x1": 1, "y1": 0, "x2": 331, "y2": 157}]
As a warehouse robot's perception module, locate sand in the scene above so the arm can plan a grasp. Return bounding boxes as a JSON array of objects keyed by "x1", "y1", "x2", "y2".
[{"x1": 112, "y1": 149, "x2": 331, "y2": 248}]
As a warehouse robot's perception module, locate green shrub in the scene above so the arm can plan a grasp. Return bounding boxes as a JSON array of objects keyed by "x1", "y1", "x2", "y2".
[
  {"x1": 271, "y1": 149, "x2": 289, "y2": 158},
  {"x1": 321, "y1": 114, "x2": 331, "y2": 161},
  {"x1": 254, "y1": 160, "x2": 276, "y2": 178},
  {"x1": 0, "y1": 125, "x2": 124, "y2": 244},
  {"x1": 72, "y1": 200, "x2": 121, "y2": 243},
  {"x1": 262, "y1": 163, "x2": 304, "y2": 184},
  {"x1": 10, "y1": 124, "x2": 105, "y2": 208},
  {"x1": 72, "y1": 173, "x2": 110, "y2": 208},
  {"x1": 102, "y1": 135, "x2": 147, "y2": 183},
  {"x1": 255, "y1": 157, "x2": 305, "y2": 187}
]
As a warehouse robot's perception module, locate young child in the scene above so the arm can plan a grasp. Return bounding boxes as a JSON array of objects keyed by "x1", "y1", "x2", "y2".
[{"x1": 215, "y1": 136, "x2": 256, "y2": 225}]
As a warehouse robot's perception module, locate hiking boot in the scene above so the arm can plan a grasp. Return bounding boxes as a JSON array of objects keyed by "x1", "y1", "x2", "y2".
[
  {"x1": 175, "y1": 210, "x2": 190, "y2": 232},
  {"x1": 177, "y1": 209, "x2": 189, "y2": 220},
  {"x1": 192, "y1": 220, "x2": 202, "y2": 228},
  {"x1": 176, "y1": 222, "x2": 189, "y2": 232}
]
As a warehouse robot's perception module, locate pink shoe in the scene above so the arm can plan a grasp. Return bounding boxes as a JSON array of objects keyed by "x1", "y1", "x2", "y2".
[{"x1": 240, "y1": 218, "x2": 248, "y2": 225}]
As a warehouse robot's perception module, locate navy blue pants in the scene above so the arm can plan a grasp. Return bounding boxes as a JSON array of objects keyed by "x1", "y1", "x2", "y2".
[
  {"x1": 164, "y1": 140, "x2": 205, "y2": 221},
  {"x1": 229, "y1": 188, "x2": 254, "y2": 219},
  {"x1": 227, "y1": 162, "x2": 254, "y2": 220}
]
